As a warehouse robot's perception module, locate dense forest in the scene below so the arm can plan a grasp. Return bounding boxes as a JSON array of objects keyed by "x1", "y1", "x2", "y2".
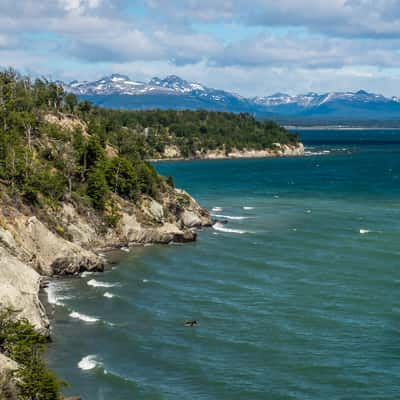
[
  {"x1": 0, "y1": 69, "x2": 298, "y2": 213},
  {"x1": 92, "y1": 108, "x2": 299, "y2": 158},
  {"x1": 0, "y1": 69, "x2": 164, "y2": 214}
]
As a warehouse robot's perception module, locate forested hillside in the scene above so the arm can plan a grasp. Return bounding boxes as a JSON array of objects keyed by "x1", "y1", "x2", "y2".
[
  {"x1": 0, "y1": 69, "x2": 298, "y2": 212},
  {"x1": 0, "y1": 69, "x2": 164, "y2": 214},
  {"x1": 90, "y1": 108, "x2": 299, "y2": 159}
]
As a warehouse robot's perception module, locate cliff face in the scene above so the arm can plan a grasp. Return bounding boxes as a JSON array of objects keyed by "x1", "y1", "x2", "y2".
[
  {"x1": 0, "y1": 185, "x2": 212, "y2": 337},
  {"x1": 159, "y1": 143, "x2": 305, "y2": 160}
]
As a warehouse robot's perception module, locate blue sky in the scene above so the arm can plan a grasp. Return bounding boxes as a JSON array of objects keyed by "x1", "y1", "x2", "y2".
[{"x1": 1, "y1": 0, "x2": 400, "y2": 96}]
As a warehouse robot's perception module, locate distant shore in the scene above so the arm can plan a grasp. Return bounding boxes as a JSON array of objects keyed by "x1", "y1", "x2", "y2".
[
  {"x1": 150, "y1": 143, "x2": 305, "y2": 162},
  {"x1": 284, "y1": 125, "x2": 400, "y2": 130}
]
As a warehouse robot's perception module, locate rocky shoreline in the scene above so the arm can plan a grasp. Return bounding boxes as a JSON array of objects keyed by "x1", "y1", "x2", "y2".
[
  {"x1": 151, "y1": 142, "x2": 305, "y2": 162},
  {"x1": 0, "y1": 186, "x2": 212, "y2": 397}
]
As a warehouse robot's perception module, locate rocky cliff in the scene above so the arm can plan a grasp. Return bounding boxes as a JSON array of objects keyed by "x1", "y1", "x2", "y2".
[
  {"x1": 159, "y1": 143, "x2": 305, "y2": 160},
  {"x1": 0, "y1": 185, "x2": 212, "y2": 334}
]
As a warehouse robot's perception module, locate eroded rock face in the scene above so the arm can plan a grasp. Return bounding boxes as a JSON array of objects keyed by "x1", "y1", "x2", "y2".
[
  {"x1": 0, "y1": 183, "x2": 211, "y2": 333},
  {"x1": 0, "y1": 247, "x2": 49, "y2": 335},
  {"x1": 8, "y1": 216, "x2": 104, "y2": 276}
]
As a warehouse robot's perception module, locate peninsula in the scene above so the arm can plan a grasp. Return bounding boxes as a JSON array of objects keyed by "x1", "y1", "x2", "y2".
[{"x1": 0, "y1": 70, "x2": 302, "y2": 399}]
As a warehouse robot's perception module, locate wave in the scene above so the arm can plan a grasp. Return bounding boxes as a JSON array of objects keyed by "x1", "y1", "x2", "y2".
[
  {"x1": 78, "y1": 355, "x2": 102, "y2": 371},
  {"x1": 359, "y1": 229, "x2": 371, "y2": 235},
  {"x1": 70, "y1": 311, "x2": 99, "y2": 323},
  {"x1": 81, "y1": 271, "x2": 96, "y2": 278},
  {"x1": 142, "y1": 279, "x2": 149, "y2": 283},
  {"x1": 212, "y1": 214, "x2": 249, "y2": 220},
  {"x1": 304, "y1": 150, "x2": 331, "y2": 156},
  {"x1": 213, "y1": 222, "x2": 248, "y2": 235},
  {"x1": 87, "y1": 279, "x2": 117, "y2": 288},
  {"x1": 211, "y1": 207, "x2": 223, "y2": 212},
  {"x1": 104, "y1": 292, "x2": 115, "y2": 299},
  {"x1": 120, "y1": 246, "x2": 130, "y2": 252},
  {"x1": 46, "y1": 283, "x2": 71, "y2": 307},
  {"x1": 243, "y1": 206, "x2": 254, "y2": 210}
]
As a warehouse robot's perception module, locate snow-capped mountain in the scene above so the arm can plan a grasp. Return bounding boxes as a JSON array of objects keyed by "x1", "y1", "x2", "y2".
[
  {"x1": 62, "y1": 74, "x2": 400, "y2": 121},
  {"x1": 254, "y1": 90, "x2": 395, "y2": 108},
  {"x1": 64, "y1": 74, "x2": 239, "y2": 100}
]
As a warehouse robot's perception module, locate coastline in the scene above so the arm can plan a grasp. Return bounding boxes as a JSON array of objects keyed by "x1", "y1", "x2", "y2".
[
  {"x1": 150, "y1": 142, "x2": 305, "y2": 162},
  {"x1": 0, "y1": 187, "x2": 213, "y2": 398},
  {"x1": 284, "y1": 125, "x2": 400, "y2": 130}
]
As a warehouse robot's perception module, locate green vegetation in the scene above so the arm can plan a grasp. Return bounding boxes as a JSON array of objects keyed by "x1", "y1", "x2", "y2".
[
  {"x1": 94, "y1": 109, "x2": 299, "y2": 158},
  {"x1": 0, "y1": 69, "x2": 164, "y2": 212},
  {"x1": 0, "y1": 310, "x2": 64, "y2": 400},
  {"x1": 0, "y1": 69, "x2": 297, "y2": 213}
]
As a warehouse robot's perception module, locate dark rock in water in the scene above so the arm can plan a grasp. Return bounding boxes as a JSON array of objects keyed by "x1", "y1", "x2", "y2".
[
  {"x1": 51, "y1": 256, "x2": 104, "y2": 276},
  {"x1": 173, "y1": 229, "x2": 197, "y2": 243},
  {"x1": 184, "y1": 320, "x2": 198, "y2": 327}
]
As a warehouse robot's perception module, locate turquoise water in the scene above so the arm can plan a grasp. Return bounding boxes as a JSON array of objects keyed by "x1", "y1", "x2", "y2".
[{"x1": 47, "y1": 130, "x2": 400, "y2": 399}]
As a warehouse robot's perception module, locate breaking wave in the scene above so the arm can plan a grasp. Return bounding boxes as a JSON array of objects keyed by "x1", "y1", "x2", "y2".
[
  {"x1": 46, "y1": 283, "x2": 71, "y2": 307},
  {"x1": 211, "y1": 207, "x2": 223, "y2": 212},
  {"x1": 212, "y1": 214, "x2": 249, "y2": 220},
  {"x1": 88, "y1": 279, "x2": 117, "y2": 288},
  {"x1": 213, "y1": 222, "x2": 248, "y2": 235},
  {"x1": 78, "y1": 355, "x2": 102, "y2": 371},
  {"x1": 69, "y1": 312, "x2": 99, "y2": 323}
]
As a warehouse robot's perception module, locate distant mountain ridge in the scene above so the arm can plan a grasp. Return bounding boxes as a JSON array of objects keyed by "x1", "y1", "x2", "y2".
[{"x1": 62, "y1": 74, "x2": 400, "y2": 121}]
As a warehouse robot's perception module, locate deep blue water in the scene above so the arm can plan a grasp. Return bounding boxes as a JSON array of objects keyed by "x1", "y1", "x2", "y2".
[{"x1": 47, "y1": 130, "x2": 400, "y2": 399}]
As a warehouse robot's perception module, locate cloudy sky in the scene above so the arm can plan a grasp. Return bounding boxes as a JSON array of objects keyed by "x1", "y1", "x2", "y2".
[{"x1": 1, "y1": 0, "x2": 400, "y2": 96}]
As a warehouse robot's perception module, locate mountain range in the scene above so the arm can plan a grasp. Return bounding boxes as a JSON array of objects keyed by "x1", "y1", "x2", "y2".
[{"x1": 62, "y1": 74, "x2": 400, "y2": 122}]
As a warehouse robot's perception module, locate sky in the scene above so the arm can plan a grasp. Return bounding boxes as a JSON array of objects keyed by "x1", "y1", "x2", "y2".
[{"x1": 1, "y1": 0, "x2": 400, "y2": 96}]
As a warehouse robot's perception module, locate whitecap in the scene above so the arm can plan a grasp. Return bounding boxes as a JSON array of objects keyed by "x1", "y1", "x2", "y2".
[
  {"x1": 304, "y1": 150, "x2": 331, "y2": 156},
  {"x1": 78, "y1": 355, "x2": 101, "y2": 371},
  {"x1": 243, "y1": 206, "x2": 254, "y2": 210},
  {"x1": 46, "y1": 283, "x2": 71, "y2": 307},
  {"x1": 120, "y1": 246, "x2": 130, "y2": 252},
  {"x1": 103, "y1": 292, "x2": 115, "y2": 299},
  {"x1": 359, "y1": 229, "x2": 370, "y2": 235},
  {"x1": 87, "y1": 279, "x2": 117, "y2": 288},
  {"x1": 142, "y1": 279, "x2": 149, "y2": 283},
  {"x1": 212, "y1": 207, "x2": 223, "y2": 212},
  {"x1": 81, "y1": 271, "x2": 95, "y2": 278},
  {"x1": 70, "y1": 312, "x2": 99, "y2": 323},
  {"x1": 213, "y1": 222, "x2": 247, "y2": 234},
  {"x1": 212, "y1": 214, "x2": 249, "y2": 220}
]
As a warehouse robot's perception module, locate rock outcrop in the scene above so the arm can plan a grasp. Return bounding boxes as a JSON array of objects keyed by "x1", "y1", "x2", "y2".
[
  {"x1": 0, "y1": 247, "x2": 49, "y2": 335},
  {"x1": 159, "y1": 142, "x2": 305, "y2": 160},
  {"x1": 0, "y1": 184, "x2": 211, "y2": 336}
]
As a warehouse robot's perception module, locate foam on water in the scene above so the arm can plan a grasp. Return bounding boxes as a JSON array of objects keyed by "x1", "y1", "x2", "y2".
[
  {"x1": 87, "y1": 279, "x2": 117, "y2": 288},
  {"x1": 212, "y1": 214, "x2": 249, "y2": 220},
  {"x1": 78, "y1": 355, "x2": 101, "y2": 371},
  {"x1": 46, "y1": 283, "x2": 71, "y2": 307},
  {"x1": 211, "y1": 207, "x2": 223, "y2": 212},
  {"x1": 359, "y1": 229, "x2": 371, "y2": 234},
  {"x1": 104, "y1": 292, "x2": 115, "y2": 299},
  {"x1": 243, "y1": 206, "x2": 254, "y2": 210},
  {"x1": 81, "y1": 271, "x2": 96, "y2": 278},
  {"x1": 213, "y1": 222, "x2": 247, "y2": 235},
  {"x1": 69, "y1": 312, "x2": 99, "y2": 323}
]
